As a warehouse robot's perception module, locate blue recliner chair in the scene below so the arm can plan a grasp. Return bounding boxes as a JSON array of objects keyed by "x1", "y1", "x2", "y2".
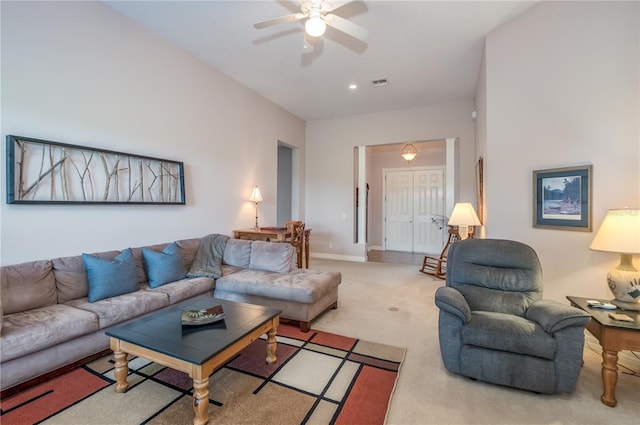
[{"x1": 434, "y1": 239, "x2": 591, "y2": 394}]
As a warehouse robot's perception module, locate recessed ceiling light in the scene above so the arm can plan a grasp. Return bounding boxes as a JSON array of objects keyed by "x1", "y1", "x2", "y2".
[{"x1": 348, "y1": 83, "x2": 358, "y2": 90}]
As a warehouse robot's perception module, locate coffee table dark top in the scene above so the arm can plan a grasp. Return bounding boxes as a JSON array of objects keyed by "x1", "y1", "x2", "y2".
[
  {"x1": 567, "y1": 296, "x2": 639, "y2": 331},
  {"x1": 106, "y1": 295, "x2": 281, "y2": 365}
]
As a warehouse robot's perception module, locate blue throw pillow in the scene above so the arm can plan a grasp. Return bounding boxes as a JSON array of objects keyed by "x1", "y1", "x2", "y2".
[
  {"x1": 142, "y1": 242, "x2": 187, "y2": 288},
  {"x1": 83, "y1": 248, "x2": 138, "y2": 303}
]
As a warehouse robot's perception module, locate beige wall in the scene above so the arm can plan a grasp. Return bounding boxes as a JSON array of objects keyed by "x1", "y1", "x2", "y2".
[
  {"x1": 1, "y1": 1, "x2": 305, "y2": 265},
  {"x1": 306, "y1": 101, "x2": 476, "y2": 261},
  {"x1": 479, "y1": 1, "x2": 639, "y2": 301}
]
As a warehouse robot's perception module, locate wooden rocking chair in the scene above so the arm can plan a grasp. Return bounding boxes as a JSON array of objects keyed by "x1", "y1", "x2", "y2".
[{"x1": 420, "y1": 227, "x2": 460, "y2": 279}]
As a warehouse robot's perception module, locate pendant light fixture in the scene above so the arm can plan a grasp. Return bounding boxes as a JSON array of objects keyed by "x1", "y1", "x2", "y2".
[{"x1": 401, "y1": 144, "x2": 418, "y2": 163}]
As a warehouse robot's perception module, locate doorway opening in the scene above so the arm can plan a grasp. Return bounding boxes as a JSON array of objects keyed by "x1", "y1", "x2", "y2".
[
  {"x1": 277, "y1": 142, "x2": 299, "y2": 227},
  {"x1": 354, "y1": 138, "x2": 457, "y2": 261}
]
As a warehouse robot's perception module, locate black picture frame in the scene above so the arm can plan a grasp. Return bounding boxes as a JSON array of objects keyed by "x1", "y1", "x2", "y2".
[
  {"x1": 6, "y1": 135, "x2": 186, "y2": 205},
  {"x1": 532, "y1": 165, "x2": 592, "y2": 231}
]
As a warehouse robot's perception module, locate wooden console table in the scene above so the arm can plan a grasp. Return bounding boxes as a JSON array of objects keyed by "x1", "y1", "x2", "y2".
[
  {"x1": 233, "y1": 228, "x2": 311, "y2": 268},
  {"x1": 567, "y1": 296, "x2": 640, "y2": 407}
]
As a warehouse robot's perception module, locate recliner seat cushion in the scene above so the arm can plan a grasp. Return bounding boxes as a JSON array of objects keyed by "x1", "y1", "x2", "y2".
[
  {"x1": 462, "y1": 311, "x2": 557, "y2": 360},
  {"x1": 215, "y1": 269, "x2": 341, "y2": 304}
]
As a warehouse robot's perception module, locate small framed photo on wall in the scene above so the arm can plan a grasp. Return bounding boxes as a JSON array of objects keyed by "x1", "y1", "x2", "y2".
[{"x1": 533, "y1": 165, "x2": 592, "y2": 231}]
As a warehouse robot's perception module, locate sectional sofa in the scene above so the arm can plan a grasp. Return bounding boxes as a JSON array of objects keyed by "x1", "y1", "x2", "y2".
[{"x1": 0, "y1": 235, "x2": 341, "y2": 392}]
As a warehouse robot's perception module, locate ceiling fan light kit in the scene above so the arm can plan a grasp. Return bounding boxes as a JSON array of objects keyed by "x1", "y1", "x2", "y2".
[
  {"x1": 253, "y1": 0, "x2": 367, "y2": 44},
  {"x1": 305, "y1": 8, "x2": 326, "y2": 37}
]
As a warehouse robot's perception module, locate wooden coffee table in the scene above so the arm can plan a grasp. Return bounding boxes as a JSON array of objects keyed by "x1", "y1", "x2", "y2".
[
  {"x1": 106, "y1": 295, "x2": 281, "y2": 425},
  {"x1": 567, "y1": 296, "x2": 640, "y2": 407}
]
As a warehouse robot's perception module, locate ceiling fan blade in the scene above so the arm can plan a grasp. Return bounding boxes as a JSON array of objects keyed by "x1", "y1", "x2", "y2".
[
  {"x1": 324, "y1": 1, "x2": 352, "y2": 15},
  {"x1": 324, "y1": 13, "x2": 367, "y2": 41},
  {"x1": 254, "y1": 13, "x2": 306, "y2": 29}
]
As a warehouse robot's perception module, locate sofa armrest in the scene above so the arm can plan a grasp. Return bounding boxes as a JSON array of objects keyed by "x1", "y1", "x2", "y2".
[
  {"x1": 435, "y1": 287, "x2": 471, "y2": 323},
  {"x1": 526, "y1": 300, "x2": 591, "y2": 333}
]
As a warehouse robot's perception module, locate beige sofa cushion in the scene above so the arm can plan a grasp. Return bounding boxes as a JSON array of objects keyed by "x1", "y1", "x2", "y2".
[
  {"x1": 223, "y1": 239, "x2": 252, "y2": 268},
  {"x1": 1, "y1": 304, "x2": 99, "y2": 362},
  {"x1": 1, "y1": 260, "x2": 57, "y2": 315},
  {"x1": 52, "y1": 251, "x2": 120, "y2": 303},
  {"x1": 215, "y1": 269, "x2": 341, "y2": 304},
  {"x1": 176, "y1": 238, "x2": 202, "y2": 270},
  {"x1": 145, "y1": 277, "x2": 214, "y2": 304},
  {"x1": 248, "y1": 241, "x2": 296, "y2": 273},
  {"x1": 65, "y1": 290, "x2": 169, "y2": 329}
]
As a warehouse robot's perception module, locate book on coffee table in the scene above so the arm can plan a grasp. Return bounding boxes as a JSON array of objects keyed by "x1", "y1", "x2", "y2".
[{"x1": 181, "y1": 304, "x2": 226, "y2": 326}]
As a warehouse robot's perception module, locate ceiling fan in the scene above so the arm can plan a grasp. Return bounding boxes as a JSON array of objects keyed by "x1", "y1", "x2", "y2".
[{"x1": 253, "y1": 1, "x2": 368, "y2": 42}]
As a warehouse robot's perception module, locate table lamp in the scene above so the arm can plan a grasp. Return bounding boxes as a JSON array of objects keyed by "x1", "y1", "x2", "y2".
[
  {"x1": 589, "y1": 208, "x2": 640, "y2": 311},
  {"x1": 249, "y1": 186, "x2": 263, "y2": 229},
  {"x1": 448, "y1": 202, "x2": 481, "y2": 240}
]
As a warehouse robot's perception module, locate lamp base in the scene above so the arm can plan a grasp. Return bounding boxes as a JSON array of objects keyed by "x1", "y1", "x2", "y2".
[
  {"x1": 606, "y1": 254, "x2": 640, "y2": 304},
  {"x1": 610, "y1": 299, "x2": 640, "y2": 311}
]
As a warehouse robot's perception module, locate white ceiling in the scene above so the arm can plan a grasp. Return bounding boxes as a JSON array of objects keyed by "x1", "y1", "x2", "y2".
[{"x1": 105, "y1": 1, "x2": 537, "y2": 121}]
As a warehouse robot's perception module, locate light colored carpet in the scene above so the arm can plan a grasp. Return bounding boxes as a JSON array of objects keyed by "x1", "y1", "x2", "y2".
[{"x1": 309, "y1": 258, "x2": 639, "y2": 425}]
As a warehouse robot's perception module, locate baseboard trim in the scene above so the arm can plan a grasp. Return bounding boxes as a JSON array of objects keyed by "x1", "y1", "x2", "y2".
[{"x1": 310, "y1": 252, "x2": 366, "y2": 262}]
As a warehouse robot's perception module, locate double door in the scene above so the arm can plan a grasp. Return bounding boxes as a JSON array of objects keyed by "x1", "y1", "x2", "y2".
[{"x1": 384, "y1": 168, "x2": 445, "y2": 253}]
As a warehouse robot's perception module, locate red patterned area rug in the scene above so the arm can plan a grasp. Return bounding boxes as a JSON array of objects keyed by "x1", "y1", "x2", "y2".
[{"x1": 1, "y1": 324, "x2": 405, "y2": 425}]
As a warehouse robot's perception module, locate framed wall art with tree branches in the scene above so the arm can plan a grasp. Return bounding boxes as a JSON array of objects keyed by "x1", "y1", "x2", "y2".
[{"x1": 5, "y1": 135, "x2": 185, "y2": 205}]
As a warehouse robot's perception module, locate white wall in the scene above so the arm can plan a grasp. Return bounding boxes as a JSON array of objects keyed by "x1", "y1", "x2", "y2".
[
  {"x1": 0, "y1": 1, "x2": 305, "y2": 265},
  {"x1": 480, "y1": 1, "x2": 639, "y2": 301},
  {"x1": 306, "y1": 101, "x2": 476, "y2": 260}
]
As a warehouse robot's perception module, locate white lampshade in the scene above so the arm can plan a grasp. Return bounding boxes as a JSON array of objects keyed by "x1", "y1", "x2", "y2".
[
  {"x1": 249, "y1": 186, "x2": 263, "y2": 203},
  {"x1": 448, "y1": 203, "x2": 481, "y2": 240},
  {"x1": 305, "y1": 14, "x2": 326, "y2": 37},
  {"x1": 590, "y1": 208, "x2": 640, "y2": 309},
  {"x1": 448, "y1": 203, "x2": 481, "y2": 226},
  {"x1": 590, "y1": 209, "x2": 640, "y2": 254}
]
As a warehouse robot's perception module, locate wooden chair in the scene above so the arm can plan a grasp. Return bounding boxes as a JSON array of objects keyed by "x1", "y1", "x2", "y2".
[
  {"x1": 285, "y1": 220, "x2": 305, "y2": 268},
  {"x1": 420, "y1": 227, "x2": 460, "y2": 279}
]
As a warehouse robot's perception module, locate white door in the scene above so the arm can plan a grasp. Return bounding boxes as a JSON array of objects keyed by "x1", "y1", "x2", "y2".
[
  {"x1": 384, "y1": 168, "x2": 445, "y2": 253},
  {"x1": 413, "y1": 169, "x2": 445, "y2": 253},
  {"x1": 385, "y1": 171, "x2": 413, "y2": 251}
]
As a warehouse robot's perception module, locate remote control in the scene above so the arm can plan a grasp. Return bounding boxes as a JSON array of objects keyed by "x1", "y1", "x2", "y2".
[{"x1": 586, "y1": 300, "x2": 617, "y2": 309}]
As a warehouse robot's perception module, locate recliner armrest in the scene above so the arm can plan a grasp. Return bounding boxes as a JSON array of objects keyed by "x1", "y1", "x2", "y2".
[
  {"x1": 435, "y1": 287, "x2": 471, "y2": 323},
  {"x1": 526, "y1": 300, "x2": 591, "y2": 333}
]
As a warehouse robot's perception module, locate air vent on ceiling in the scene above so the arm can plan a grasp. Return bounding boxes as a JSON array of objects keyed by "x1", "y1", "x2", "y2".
[{"x1": 371, "y1": 78, "x2": 388, "y2": 87}]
